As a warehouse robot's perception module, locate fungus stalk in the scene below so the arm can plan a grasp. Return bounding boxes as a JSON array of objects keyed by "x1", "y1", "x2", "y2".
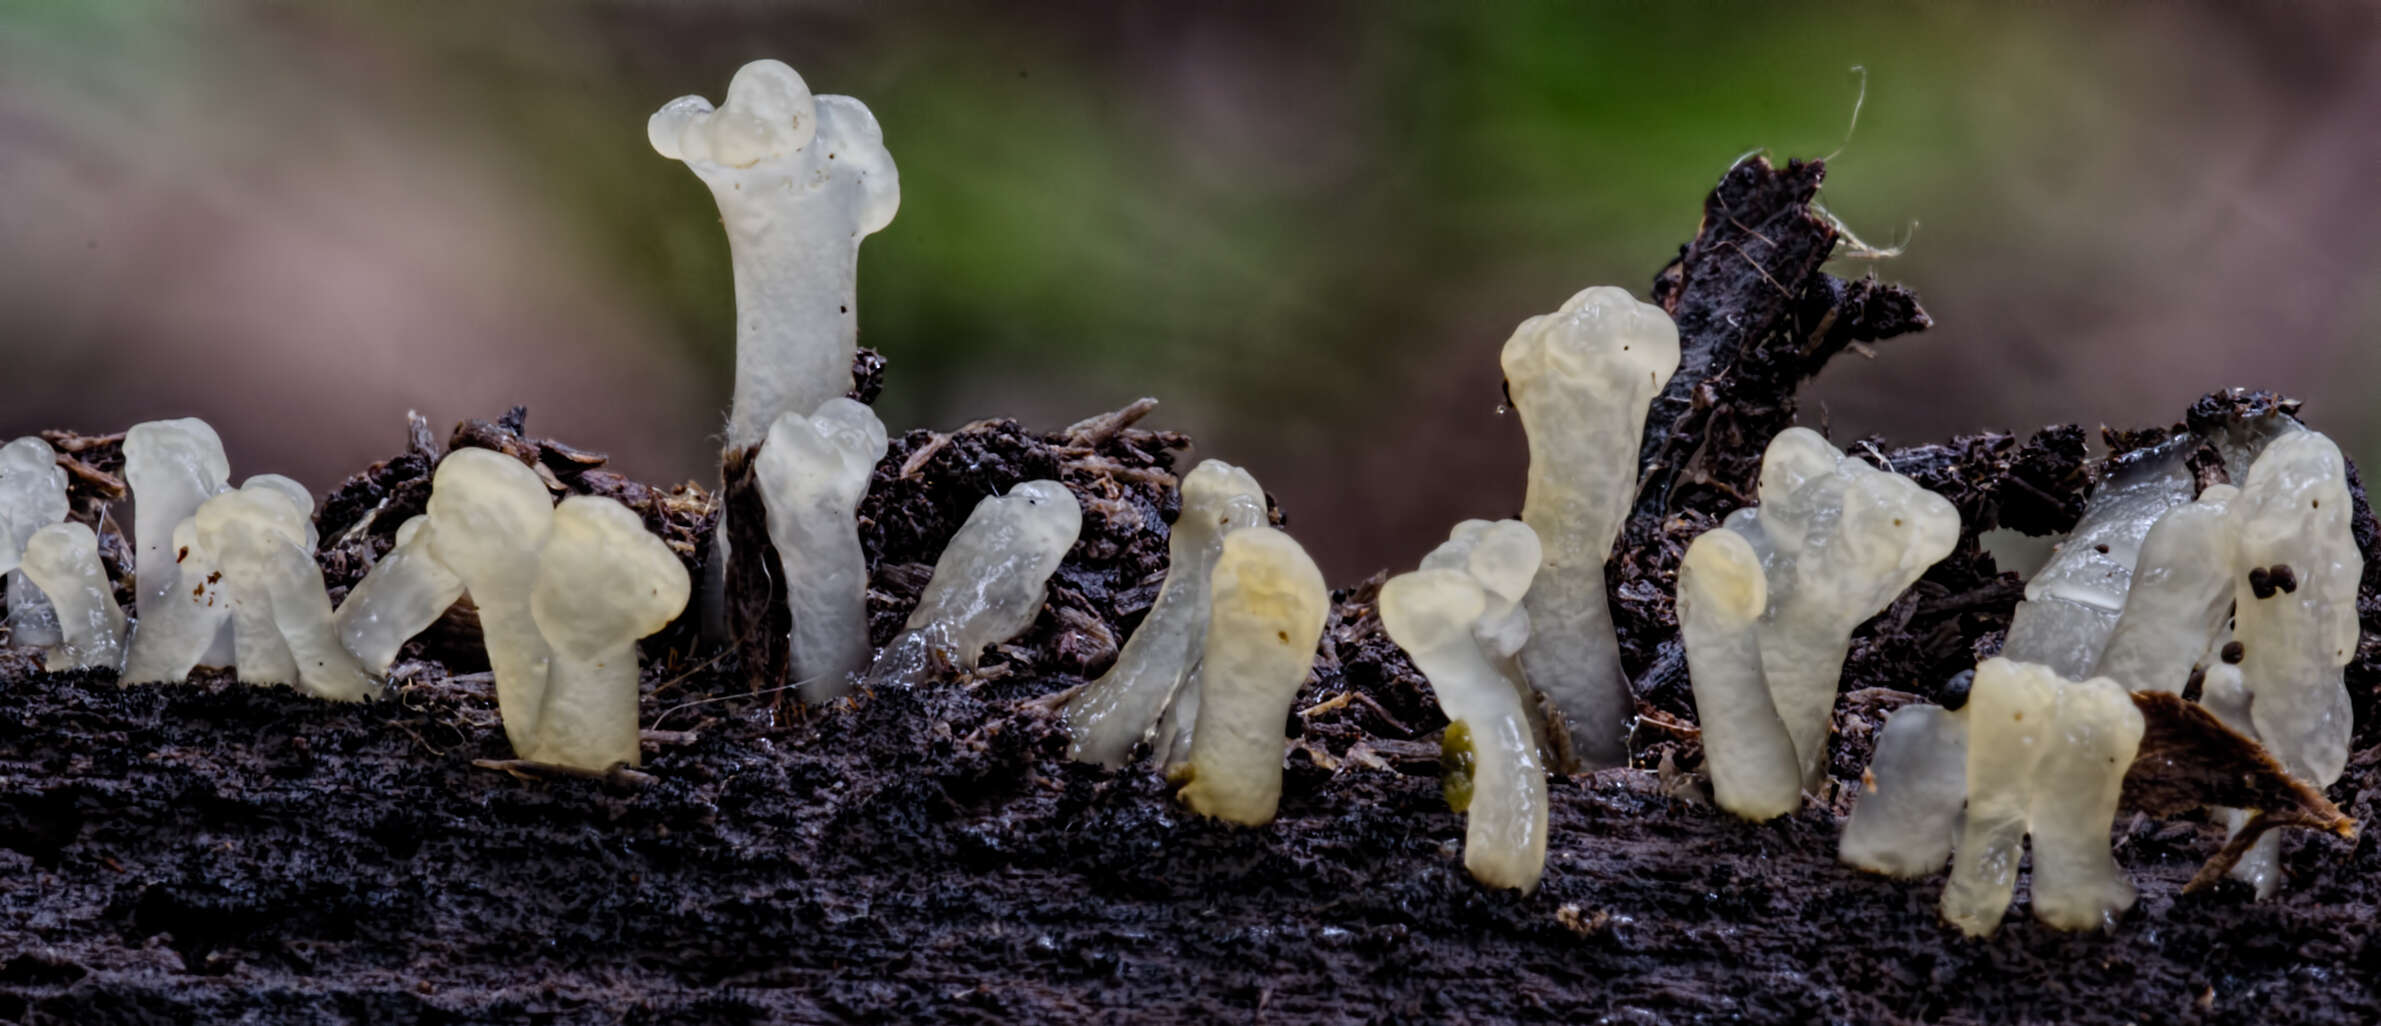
[
  {"x1": 754, "y1": 398, "x2": 889, "y2": 702},
  {"x1": 2000, "y1": 436, "x2": 2196, "y2": 678},
  {"x1": 1500, "y1": 286, "x2": 1680, "y2": 768},
  {"x1": 2231, "y1": 430, "x2": 2358, "y2": 792},
  {"x1": 865, "y1": 480, "x2": 1081, "y2": 687},
  {"x1": 1064, "y1": 460, "x2": 1268, "y2": 767},
  {"x1": 1677, "y1": 528, "x2": 1799, "y2": 821},
  {"x1": 19, "y1": 523, "x2": 124, "y2": 671},
  {"x1": 650, "y1": 59, "x2": 901, "y2": 452},
  {"x1": 120, "y1": 418, "x2": 235, "y2": 682},
  {"x1": 1174, "y1": 527, "x2": 1329, "y2": 827},
  {"x1": 333, "y1": 515, "x2": 466, "y2": 675},
  {"x1": 526, "y1": 496, "x2": 691, "y2": 771},
  {"x1": 426, "y1": 449, "x2": 557, "y2": 750},
  {"x1": 1380, "y1": 520, "x2": 1548, "y2": 890},
  {"x1": 2092, "y1": 484, "x2": 2239, "y2": 692},
  {"x1": 1690, "y1": 428, "x2": 1959, "y2": 790}
]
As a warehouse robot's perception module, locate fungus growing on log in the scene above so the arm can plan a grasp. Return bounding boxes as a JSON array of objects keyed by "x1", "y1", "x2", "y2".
[
  {"x1": 2229, "y1": 430, "x2": 2359, "y2": 791},
  {"x1": 1677, "y1": 527, "x2": 1800, "y2": 820},
  {"x1": 754, "y1": 398, "x2": 889, "y2": 702},
  {"x1": 195, "y1": 479, "x2": 376, "y2": 701},
  {"x1": 1685, "y1": 427, "x2": 1958, "y2": 791},
  {"x1": 0, "y1": 436, "x2": 69, "y2": 649},
  {"x1": 2092, "y1": 483, "x2": 2239, "y2": 693},
  {"x1": 649, "y1": 58, "x2": 901, "y2": 452},
  {"x1": 120, "y1": 418, "x2": 236, "y2": 682},
  {"x1": 18, "y1": 522, "x2": 123, "y2": 671},
  {"x1": 1838, "y1": 699, "x2": 1968, "y2": 877},
  {"x1": 526, "y1": 496, "x2": 691, "y2": 771},
  {"x1": 1173, "y1": 526, "x2": 1329, "y2": 826},
  {"x1": 333, "y1": 515, "x2": 465, "y2": 675},
  {"x1": 426, "y1": 448, "x2": 558, "y2": 749},
  {"x1": 1064, "y1": 459, "x2": 1268, "y2": 767},
  {"x1": 1999, "y1": 436, "x2": 2197, "y2": 678},
  {"x1": 1380, "y1": 519, "x2": 1548, "y2": 890},
  {"x1": 1935, "y1": 658, "x2": 2144, "y2": 936},
  {"x1": 1500, "y1": 286, "x2": 1680, "y2": 768},
  {"x1": 865, "y1": 479, "x2": 1081, "y2": 687}
]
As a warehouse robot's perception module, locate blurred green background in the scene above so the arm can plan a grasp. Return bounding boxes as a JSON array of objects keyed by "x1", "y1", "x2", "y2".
[{"x1": 2, "y1": 1, "x2": 2376, "y2": 578}]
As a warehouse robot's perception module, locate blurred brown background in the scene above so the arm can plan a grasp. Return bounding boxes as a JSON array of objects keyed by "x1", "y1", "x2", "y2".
[{"x1": 2, "y1": 1, "x2": 2377, "y2": 580}]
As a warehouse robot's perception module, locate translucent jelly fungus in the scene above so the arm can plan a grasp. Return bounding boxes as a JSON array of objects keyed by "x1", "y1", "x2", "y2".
[
  {"x1": 1678, "y1": 528, "x2": 1800, "y2": 820},
  {"x1": 1064, "y1": 460, "x2": 1268, "y2": 767},
  {"x1": 1501, "y1": 286, "x2": 1680, "y2": 768},
  {"x1": 333, "y1": 515, "x2": 466, "y2": 675},
  {"x1": 1838, "y1": 700, "x2": 1968, "y2": 877},
  {"x1": 18, "y1": 522, "x2": 123, "y2": 671},
  {"x1": 195, "y1": 480, "x2": 376, "y2": 701},
  {"x1": 1937, "y1": 659, "x2": 2143, "y2": 936},
  {"x1": 0, "y1": 436, "x2": 69, "y2": 649},
  {"x1": 1689, "y1": 428, "x2": 1959, "y2": 791},
  {"x1": 865, "y1": 480, "x2": 1082, "y2": 687},
  {"x1": 2230, "y1": 430, "x2": 2359, "y2": 792},
  {"x1": 650, "y1": 59, "x2": 902, "y2": 451},
  {"x1": 1380, "y1": 520, "x2": 1548, "y2": 890},
  {"x1": 1174, "y1": 527, "x2": 1330, "y2": 827},
  {"x1": 526, "y1": 496, "x2": 692, "y2": 772},
  {"x1": 426, "y1": 449, "x2": 558, "y2": 751},
  {"x1": 2000, "y1": 436, "x2": 2196, "y2": 679},
  {"x1": 755, "y1": 398, "x2": 889, "y2": 702},
  {"x1": 119, "y1": 418, "x2": 237, "y2": 681},
  {"x1": 2093, "y1": 484, "x2": 2239, "y2": 693}
]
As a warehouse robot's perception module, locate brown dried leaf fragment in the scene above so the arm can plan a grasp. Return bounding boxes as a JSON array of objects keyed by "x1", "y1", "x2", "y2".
[{"x1": 2118, "y1": 690, "x2": 2356, "y2": 890}]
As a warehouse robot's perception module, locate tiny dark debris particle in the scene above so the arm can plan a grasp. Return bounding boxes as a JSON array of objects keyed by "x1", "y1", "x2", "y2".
[
  {"x1": 2249, "y1": 567, "x2": 2275, "y2": 599},
  {"x1": 2221, "y1": 641, "x2": 2245, "y2": 665},
  {"x1": 2269, "y1": 564, "x2": 2298, "y2": 594},
  {"x1": 1939, "y1": 668, "x2": 1974, "y2": 712},
  {"x1": 2182, "y1": 666, "x2": 2207, "y2": 702},
  {"x1": 2095, "y1": 543, "x2": 2110, "y2": 554}
]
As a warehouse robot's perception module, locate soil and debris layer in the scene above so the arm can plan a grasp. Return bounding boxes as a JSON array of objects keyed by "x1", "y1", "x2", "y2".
[{"x1": 5, "y1": 156, "x2": 2380, "y2": 1024}]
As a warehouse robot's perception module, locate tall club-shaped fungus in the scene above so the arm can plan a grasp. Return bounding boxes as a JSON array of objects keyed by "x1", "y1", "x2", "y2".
[
  {"x1": 426, "y1": 449, "x2": 557, "y2": 751},
  {"x1": 333, "y1": 515, "x2": 466, "y2": 676},
  {"x1": 1685, "y1": 428, "x2": 1958, "y2": 796},
  {"x1": 2092, "y1": 484, "x2": 2239, "y2": 693},
  {"x1": 1174, "y1": 527, "x2": 1329, "y2": 827},
  {"x1": 649, "y1": 59, "x2": 901, "y2": 452},
  {"x1": 755, "y1": 398, "x2": 889, "y2": 702},
  {"x1": 865, "y1": 480, "x2": 1082, "y2": 687},
  {"x1": 527, "y1": 496, "x2": 691, "y2": 771},
  {"x1": 1064, "y1": 460, "x2": 1268, "y2": 767},
  {"x1": 1499, "y1": 286, "x2": 1680, "y2": 768},
  {"x1": 120, "y1": 418, "x2": 235, "y2": 682},
  {"x1": 1381, "y1": 520, "x2": 1548, "y2": 890},
  {"x1": 1677, "y1": 527, "x2": 1800, "y2": 820}
]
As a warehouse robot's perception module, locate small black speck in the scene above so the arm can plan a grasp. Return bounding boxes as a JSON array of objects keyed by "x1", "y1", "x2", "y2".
[
  {"x1": 2269, "y1": 564, "x2": 2297, "y2": 594},
  {"x1": 2182, "y1": 666, "x2": 2206, "y2": 701},
  {"x1": 2094, "y1": 543, "x2": 2109, "y2": 554},
  {"x1": 2220, "y1": 641, "x2": 2244, "y2": 664},
  {"x1": 840, "y1": 305, "x2": 849, "y2": 314},
  {"x1": 2249, "y1": 566, "x2": 2275, "y2": 599}
]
